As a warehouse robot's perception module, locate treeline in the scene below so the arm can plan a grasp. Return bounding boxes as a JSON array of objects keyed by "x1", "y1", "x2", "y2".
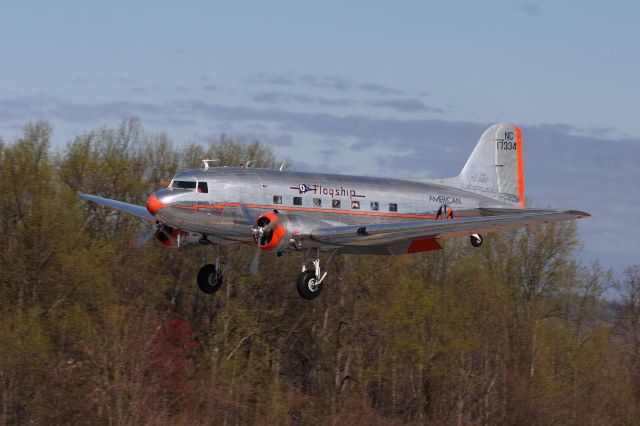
[{"x1": 0, "y1": 119, "x2": 639, "y2": 425}]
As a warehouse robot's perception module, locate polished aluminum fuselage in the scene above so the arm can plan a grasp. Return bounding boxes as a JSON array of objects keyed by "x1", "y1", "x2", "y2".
[{"x1": 153, "y1": 167, "x2": 515, "y2": 250}]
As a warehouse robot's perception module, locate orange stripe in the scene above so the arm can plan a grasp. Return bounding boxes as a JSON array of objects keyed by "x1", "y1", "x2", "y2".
[
  {"x1": 514, "y1": 126, "x2": 525, "y2": 208},
  {"x1": 176, "y1": 202, "x2": 436, "y2": 220}
]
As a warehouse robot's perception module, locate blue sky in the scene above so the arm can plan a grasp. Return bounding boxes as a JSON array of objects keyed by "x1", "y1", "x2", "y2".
[{"x1": 1, "y1": 1, "x2": 639, "y2": 273}]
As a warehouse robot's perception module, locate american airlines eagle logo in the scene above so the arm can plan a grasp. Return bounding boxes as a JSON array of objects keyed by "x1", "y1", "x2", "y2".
[{"x1": 293, "y1": 184, "x2": 313, "y2": 194}]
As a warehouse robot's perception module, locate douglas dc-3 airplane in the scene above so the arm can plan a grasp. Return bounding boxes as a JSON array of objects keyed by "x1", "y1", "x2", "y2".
[{"x1": 80, "y1": 123, "x2": 589, "y2": 300}]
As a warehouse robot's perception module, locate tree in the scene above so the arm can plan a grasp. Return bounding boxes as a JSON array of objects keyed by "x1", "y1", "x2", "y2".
[{"x1": 0, "y1": 119, "x2": 637, "y2": 425}]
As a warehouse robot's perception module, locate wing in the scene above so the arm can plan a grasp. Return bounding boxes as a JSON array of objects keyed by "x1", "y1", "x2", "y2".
[
  {"x1": 78, "y1": 192, "x2": 155, "y2": 222},
  {"x1": 310, "y1": 209, "x2": 589, "y2": 253}
]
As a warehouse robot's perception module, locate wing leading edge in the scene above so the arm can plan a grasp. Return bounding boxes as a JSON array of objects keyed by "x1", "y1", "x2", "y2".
[
  {"x1": 310, "y1": 209, "x2": 590, "y2": 248},
  {"x1": 78, "y1": 193, "x2": 155, "y2": 222}
]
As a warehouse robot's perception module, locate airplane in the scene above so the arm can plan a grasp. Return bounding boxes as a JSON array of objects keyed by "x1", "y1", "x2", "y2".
[{"x1": 79, "y1": 123, "x2": 589, "y2": 300}]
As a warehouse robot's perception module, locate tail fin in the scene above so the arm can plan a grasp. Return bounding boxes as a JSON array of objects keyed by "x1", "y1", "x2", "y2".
[{"x1": 455, "y1": 123, "x2": 525, "y2": 207}]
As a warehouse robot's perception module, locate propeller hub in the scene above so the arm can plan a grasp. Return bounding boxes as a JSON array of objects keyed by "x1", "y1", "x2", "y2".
[{"x1": 253, "y1": 212, "x2": 287, "y2": 251}]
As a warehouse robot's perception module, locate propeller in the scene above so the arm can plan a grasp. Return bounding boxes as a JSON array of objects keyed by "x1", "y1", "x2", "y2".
[
  {"x1": 249, "y1": 248, "x2": 261, "y2": 274},
  {"x1": 135, "y1": 228, "x2": 156, "y2": 248},
  {"x1": 254, "y1": 215, "x2": 278, "y2": 246},
  {"x1": 244, "y1": 205, "x2": 280, "y2": 247},
  {"x1": 240, "y1": 204, "x2": 268, "y2": 274},
  {"x1": 135, "y1": 200, "x2": 268, "y2": 272},
  {"x1": 134, "y1": 190, "x2": 177, "y2": 248},
  {"x1": 241, "y1": 205, "x2": 268, "y2": 242},
  {"x1": 134, "y1": 222, "x2": 175, "y2": 248}
]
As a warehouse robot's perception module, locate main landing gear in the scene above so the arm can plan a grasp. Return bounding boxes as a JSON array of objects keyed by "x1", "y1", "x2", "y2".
[
  {"x1": 296, "y1": 250, "x2": 336, "y2": 300},
  {"x1": 470, "y1": 233, "x2": 483, "y2": 248},
  {"x1": 197, "y1": 264, "x2": 223, "y2": 294},
  {"x1": 197, "y1": 243, "x2": 224, "y2": 294},
  {"x1": 194, "y1": 241, "x2": 334, "y2": 301}
]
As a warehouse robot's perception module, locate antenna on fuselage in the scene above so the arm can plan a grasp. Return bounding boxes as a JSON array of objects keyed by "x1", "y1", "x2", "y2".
[{"x1": 202, "y1": 159, "x2": 220, "y2": 170}]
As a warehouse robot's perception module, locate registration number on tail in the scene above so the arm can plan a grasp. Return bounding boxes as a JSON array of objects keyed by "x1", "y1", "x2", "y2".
[{"x1": 496, "y1": 141, "x2": 517, "y2": 150}]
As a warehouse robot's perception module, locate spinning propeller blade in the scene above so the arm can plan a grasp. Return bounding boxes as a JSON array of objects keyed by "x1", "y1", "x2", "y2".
[
  {"x1": 240, "y1": 205, "x2": 257, "y2": 225},
  {"x1": 249, "y1": 247, "x2": 261, "y2": 274},
  {"x1": 135, "y1": 229, "x2": 156, "y2": 248}
]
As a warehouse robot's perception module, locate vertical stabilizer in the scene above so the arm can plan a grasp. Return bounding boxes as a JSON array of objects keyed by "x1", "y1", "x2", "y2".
[{"x1": 456, "y1": 123, "x2": 525, "y2": 207}]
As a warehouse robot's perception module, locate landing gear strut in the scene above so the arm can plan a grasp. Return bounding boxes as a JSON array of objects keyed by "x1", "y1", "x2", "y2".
[
  {"x1": 296, "y1": 250, "x2": 336, "y2": 300},
  {"x1": 470, "y1": 233, "x2": 483, "y2": 248},
  {"x1": 197, "y1": 244, "x2": 224, "y2": 294}
]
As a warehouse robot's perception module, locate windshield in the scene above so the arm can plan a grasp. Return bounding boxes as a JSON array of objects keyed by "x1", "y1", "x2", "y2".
[{"x1": 171, "y1": 180, "x2": 197, "y2": 190}]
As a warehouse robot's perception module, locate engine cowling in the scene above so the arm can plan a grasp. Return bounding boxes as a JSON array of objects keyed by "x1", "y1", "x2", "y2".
[
  {"x1": 155, "y1": 224, "x2": 188, "y2": 248},
  {"x1": 252, "y1": 212, "x2": 291, "y2": 251}
]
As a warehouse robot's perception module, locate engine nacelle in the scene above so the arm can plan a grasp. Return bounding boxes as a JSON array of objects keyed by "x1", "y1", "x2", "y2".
[
  {"x1": 154, "y1": 224, "x2": 200, "y2": 248},
  {"x1": 253, "y1": 212, "x2": 292, "y2": 252},
  {"x1": 155, "y1": 224, "x2": 182, "y2": 247}
]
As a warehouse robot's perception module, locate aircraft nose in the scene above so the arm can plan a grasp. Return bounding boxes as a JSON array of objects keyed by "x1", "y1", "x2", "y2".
[{"x1": 146, "y1": 193, "x2": 167, "y2": 216}]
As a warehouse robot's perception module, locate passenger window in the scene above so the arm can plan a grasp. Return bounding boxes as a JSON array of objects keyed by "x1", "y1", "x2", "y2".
[
  {"x1": 197, "y1": 182, "x2": 208, "y2": 193},
  {"x1": 332, "y1": 199, "x2": 341, "y2": 208},
  {"x1": 389, "y1": 203, "x2": 397, "y2": 212},
  {"x1": 370, "y1": 201, "x2": 379, "y2": 211},
  {"x1": 293, "y1": 197, "x2": 302, "y2": 206},
  {"x1": 351, "y1": 200, "x2": 360, "y2": 209},
  {"x1": 313, "y1": 198, "x2": 322, "y2": 207},
  {"x1": 273, "y1": 195, "x2": 282, "y2": 204}
]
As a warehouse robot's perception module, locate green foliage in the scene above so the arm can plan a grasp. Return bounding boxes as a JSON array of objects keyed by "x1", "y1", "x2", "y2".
[{"x1": 0, "y1": 119, "x2": 637, "y2": 425}]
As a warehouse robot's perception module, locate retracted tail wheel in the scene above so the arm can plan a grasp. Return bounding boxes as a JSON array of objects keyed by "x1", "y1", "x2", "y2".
[
  {"x1": 470, "y1": 234, "x2": 483, "y2": 248},
  {"x1": 297, "y1": 270, "x2": 323, "y2": 300},
  {"x1": 197, "y1": 264, "x2": 223, "y2": 294}
]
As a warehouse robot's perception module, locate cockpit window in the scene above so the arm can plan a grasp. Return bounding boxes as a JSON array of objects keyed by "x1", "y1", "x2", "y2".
[
  {"x1": 198, "y1": 182, "x2": 208, "y2": 193},
  {"x1": 171, "y1": 180, "x2": 197, "y2": 190}
]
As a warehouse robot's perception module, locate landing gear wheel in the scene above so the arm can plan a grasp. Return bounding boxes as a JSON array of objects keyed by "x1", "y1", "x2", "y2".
[
  {"x1": 470, "y1": 234, "x2": 483, "y2": 248},
  {"x1": 197, "y1": 264, "x2": 223, "y2": 294},
  {"x1": 297, "y1": 270, "x2": 323, "y2": 300}
]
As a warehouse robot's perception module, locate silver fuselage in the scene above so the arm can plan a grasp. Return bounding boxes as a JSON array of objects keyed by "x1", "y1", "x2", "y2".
[{"x1": 152, "y1": 167, "x2": 515, "y2": 250}]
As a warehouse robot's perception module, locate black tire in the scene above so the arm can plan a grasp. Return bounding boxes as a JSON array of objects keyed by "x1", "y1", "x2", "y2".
[
  {"x1": 470, "y1": 234, "x2": 483, "y2": 248},
  {"x1": 296, "y1": 270, "x2": 323, "y2": 300},
  {"x1": 197, "y1": 264, "x2": 223, "y2": 294}
]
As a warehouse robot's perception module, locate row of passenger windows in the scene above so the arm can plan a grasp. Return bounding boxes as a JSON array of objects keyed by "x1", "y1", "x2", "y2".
[{"x1": 273, "y1": 195, "x2": 397, "y2": 212}]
